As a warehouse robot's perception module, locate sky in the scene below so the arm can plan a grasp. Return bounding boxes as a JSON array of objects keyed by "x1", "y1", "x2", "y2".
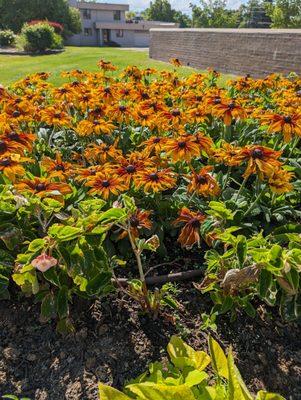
[{"x1": 106, "y1": 0, "x2": 247, "y2": 14}]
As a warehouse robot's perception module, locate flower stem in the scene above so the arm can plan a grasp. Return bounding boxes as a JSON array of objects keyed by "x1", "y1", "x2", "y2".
[
  {"x1": 235, "y1": 176, "x2": 248, "y2": 201},
  {"x1": 244, "y1": 188, "x2": 265, "y2": 217}
]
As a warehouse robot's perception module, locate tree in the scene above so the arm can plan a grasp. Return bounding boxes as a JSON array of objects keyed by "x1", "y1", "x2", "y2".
[
  {"x1": 143, "y1": 0, "x2": 192, "y2": 27},
  {"x1": 192, "y1": 0, "x2": 240, "y2": 28},
  {"x1": 143, "y1": 0, "x2": 175, "y2": 22},
  {"x1": 173, "y1": 11, "x2": 192, "y2": 27},
  {"x1": 0, "y1": 0, "x2": 81, "y2": 35},
  {"x1": 266, "y1": 0, "x2": 301, "y2": 28}
]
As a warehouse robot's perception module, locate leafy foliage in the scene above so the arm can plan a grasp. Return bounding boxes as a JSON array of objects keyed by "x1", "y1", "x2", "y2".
[{"x1": 98, "y1": 336, "x2": 285, "y2": 399}]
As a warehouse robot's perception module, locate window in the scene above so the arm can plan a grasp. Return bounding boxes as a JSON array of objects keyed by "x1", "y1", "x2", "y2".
[
  {"x1": 82, "y1": 9, "x2": 91, "y2": 19},
  {"x1": 113, "y1": 10, "x2": 121, "y2": 20},
  {"x1": 116, "y1": 29, "x2": 123, "y2": 38},
  {"x1": 84, "y1": 28, "x2": 93, "y2": 36}
]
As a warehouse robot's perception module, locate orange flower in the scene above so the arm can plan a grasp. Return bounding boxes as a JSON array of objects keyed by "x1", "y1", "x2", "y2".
[
  {"x1": 41, "y1": 153, "x2": 74, "y2": 179},
  {"x1": 15, "y1": 177, "x2": 72, "y2": 198},
  {"x1": 39, "y1": 107, "x2": 71, "y2": 127},
  {"x1": 261, "y1": 113, "x2": 301, "y2": 142},
  {"x1": 113, "y1": 152, "x2": 152, "y2": 185},
  {"x1": 170, "y1": 58, "x2": 182, "y2": 67},
  {"x1": 140, "y1": 136, "x2": 168, "y2": 156},
  {"x1": 119, "y1": 209, "x2": 152, "y2": 240},
  {"x1": 0, "y1": 154, "x2": 31, "y2": 182},
  {"x1": 164, "y1": 135, "x2": 201, "y2": 162},
  {"x1": 76, "y1": 119, "x2": 115, "y2": 136},
  {"x1": 233, "y1": 145, "x2": 282, "y2": 179},
  {"x1": 187, "y1": 166, "x2": 220, "y2": 197},
  {"x1": 268, "y1": 168, "x2": 294, "y2": 194},
  {"x1": 83, "y1": 142, "x2": 122, "y2": 164},
  {"x1": 212, "y1": 100, "x2": 246, "y2": 126},
  {"x1": 85, "y1": 172, "x2": 128, "y2": 199},
  {"x1": 97, "y1": 60, "x2": 117, "y2": 71},
  {"x1": 173, "y1": 207, "x2": 206, "y2": 249},
  {"x1": 134, "y1": 168, "x2": 176, "y2": 193}
]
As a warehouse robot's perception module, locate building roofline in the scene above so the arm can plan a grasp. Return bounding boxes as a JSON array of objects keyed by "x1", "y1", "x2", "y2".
[{"x1": 77, "y1": 2, "x2": 129, "y2": 11}]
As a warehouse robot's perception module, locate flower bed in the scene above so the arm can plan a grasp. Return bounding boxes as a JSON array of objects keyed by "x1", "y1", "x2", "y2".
[{"x1": 0, "y1": 61, "x2": 300, "y2": 398}]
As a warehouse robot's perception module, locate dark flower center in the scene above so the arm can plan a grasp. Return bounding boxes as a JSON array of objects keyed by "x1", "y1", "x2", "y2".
[
  {"x1": 8, "y1": 131, "x2": 20, "y2": 141},
  {"x1": 196, "y1": 175, "x2": 207, "y2": 184},
  {"x1": 178, "y1": 141, "x2": 187, "y2": 149},
  {"x1": 149, "y1": 173, "x2": 159, "y2": 181},
  {"x1": 153, "y1": 137, "x2": 161, "y2": 144},
  {"x1": 213, "y1": 97, "x2": 221, "y2": 105},
  {"x1": 126, "y1": 165, "x2": 136, "y2": 174},
  {"x1": 12, "y1": 111, "x2": 21, "y2": 118},
  {"x1": 130, "y1": 216, "x2": 140, "y2": 228},
  {"x1": 190, "y1": 218, "x2": 201, "y2": 228},
  {"x1": 54, "y1": 113, "x2": 61, "y2": 118},
  {"x1": 119, "y1": 106, "x2": 127, "y2": 112},
  {"x1": 35, "y1": 183, "x2": 46, "y2": 192},
  {"x1": 104, "y1": 87, "x2": 111, "y2": 94},
  {"x1": 93, "y1": 120, "x2": 100, "y2": 125},
  {"x1": 0, "y1": 158, "x2": 11, "y2": 167},
  {"x1": 171, "y1": 109, "x2": 181, "y2": 117},
  {"x1": 89, "y1": 169, "x2": 97, "y2": 175},
  {"x1": 0, "y1": 141, "x2": 7, "y2": 152},
  {"x1": 283, "y1": 116, "x2": 292, "y2": 123},
  {"x1": 55, "y1": 164, "x2": 65, "y2": 171},
  {"x1": 228, "y1": 102, "x2": 236, "y2": 110},
  {"x1": 196, "y1": 96, "x2": 202, "y2": 101},
  {"x1": 101, "y1": 180, "x2": 110, "y2": 188},
  {"x1": 251, "y1": 148, "x2": 264, "y2": 159},
  {"x1": 141, "y1": 92, "x2": 149, "y2": 100}
]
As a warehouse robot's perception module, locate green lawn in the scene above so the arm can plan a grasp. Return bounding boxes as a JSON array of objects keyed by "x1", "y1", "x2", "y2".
[
  {"x1": 0, "y1": 46, "x2": 232, "y2": 86},
  {"x1": 0, "y1": 46, "x2": 196, "y2": 86}
]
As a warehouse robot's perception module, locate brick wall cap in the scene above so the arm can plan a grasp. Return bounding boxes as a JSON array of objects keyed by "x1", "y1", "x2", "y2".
[{"x1": 150, "y1": 28, "x2": 301, "y2": 34}]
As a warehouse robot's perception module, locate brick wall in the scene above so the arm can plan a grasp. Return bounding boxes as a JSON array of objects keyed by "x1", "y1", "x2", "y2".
[{"x1": 149, "y1": 28, "x2": 301, "y2": 77}]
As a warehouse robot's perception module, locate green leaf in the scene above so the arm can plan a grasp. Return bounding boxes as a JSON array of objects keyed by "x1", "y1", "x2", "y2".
[
  {"x1": 256, "y1": 391, "x2": 286, "y2": 400},
  {"x1": 208, "y1": 335, "x2": 229, "y2": 379},
  {"x1": 56, "y1": 317, "x2": 75, "y2": 335},
  {"x1": 28, "y1": 238, "x2": 46, "y2": 252},
  {"x1": 236, "y1": 235, "x2": 247, "y2": 267},
  {"x1": 167, "y1": 336, "x2": 210, "y2": 371},
  {"x1": 227, "y1": 348, "x2": 253, "y2": 400},
  {"x1": 56, "y1": 286, "x2": 69, "y2": 319},
  {"x1": 0, "y1": 223, "x2": 23, "y2": 250},
  {"x1": 127, "y1": 382, "x2": 196, "y2": 400},
  {"x1": 98, "y1": 384, "x2": 131, "y2": 400},
  {"x1": 122, "y1": 194, "x2": 137, "y2": 213},
  {"x1": 184, "y1": 369, "x2": 208, "y2": 387},
  {"x1": 85, "y1": 272, "x2": 112, "y2": 296},
  {"x1": 98, "y1": 208, "x2": 127, "y2": 224},
  {"x1": 41, "y1": 293, "x2": 55, "y2": 321},
  {"x1": 48, "y1": 224, "x2": 82, "y2": 242}
]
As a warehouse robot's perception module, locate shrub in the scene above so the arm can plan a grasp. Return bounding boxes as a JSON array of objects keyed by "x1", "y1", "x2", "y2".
[
  {"x1": 28, "y1": 20, "x2": 64, "y2": 34},
  {"x1": 0, "y1": 29, "x2": 16, "y2": 47},
  {"x1": 99, "y1": 335, "x2": 285, "y2": 399},
  {"x1": 21, "y1": 23, "x2": 62, "y2": 52}
]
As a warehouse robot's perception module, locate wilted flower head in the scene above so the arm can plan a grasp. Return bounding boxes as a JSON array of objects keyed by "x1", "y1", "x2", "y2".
[{"x1": 31, "y1": 253, "x2": 58, "y2": 272}]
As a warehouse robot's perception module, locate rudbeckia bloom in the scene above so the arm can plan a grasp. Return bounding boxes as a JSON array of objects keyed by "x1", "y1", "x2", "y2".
[
  {"x1": 76, "y1": 119, "x2": 115, "y2": 136},
  {"x1": 233, "y1": 145, "x2": 282, "y2": 179},
  {"x1": 212, "y1": 100, "x2": 246, "y2": 126},
  {"x1": 187, "y1": 166, "x2": 220, "y2": 197},
  {"x1": 39, "y1": 107, "x2": 71, "y2": 127},
  {"x1": 173, "y1": 207, "x2": 206, "y2": 249},
  {"x1": 119, "y1": 209, "x2": 152, "y2": 240},
  {"x1": 85, "y1": 172, "x2": 128, "y2": 199},
  {"x1": 134, "y1": 168, "x2": 176, "y2": 193},
  {"x1": 261, "y1": 113, "x2": 301, "y2": 142},
  {"x1": 15, "y1": 177, "x2": 72, "y2": 198},
  {"x1": 164, "y1": 135, "x2": 201, "y2": 162},
  {"x1": 0, "y1": 154, "x2": 30, "y2": 182},
  {"x1": 41, "y1": 153, "x2": 74, "y2": 179},
  {"x1": 268, "y1": 168, "x2": 294, "y2": 194}
]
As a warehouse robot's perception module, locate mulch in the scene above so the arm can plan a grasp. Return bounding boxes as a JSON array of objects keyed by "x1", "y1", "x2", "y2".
[{"x1": 0, "y1": 284, "x2": 300, "y2": 400}]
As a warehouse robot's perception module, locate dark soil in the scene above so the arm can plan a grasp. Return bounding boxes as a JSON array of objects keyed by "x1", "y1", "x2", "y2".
[{"x1": 0, "y1": 285, "x2": 300, "y2": 400}]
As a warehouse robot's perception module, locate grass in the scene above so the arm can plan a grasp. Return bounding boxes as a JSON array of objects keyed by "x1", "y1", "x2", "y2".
[{"x1": 0, "y1": 46, "x2": 232, "y2": 86}]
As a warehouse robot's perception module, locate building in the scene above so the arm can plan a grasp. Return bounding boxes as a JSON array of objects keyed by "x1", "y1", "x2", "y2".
[{"x1": 67, "y1": 1, "x2": 178, "y2": 47}]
